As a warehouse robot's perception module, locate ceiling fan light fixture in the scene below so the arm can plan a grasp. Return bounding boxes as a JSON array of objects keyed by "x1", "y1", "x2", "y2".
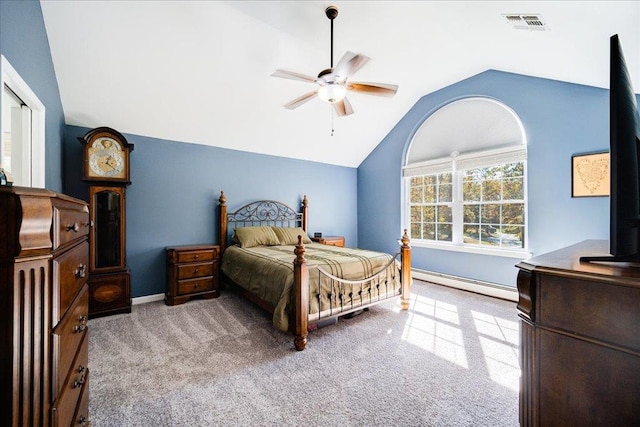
[{"x1": 317, "y1": 83, "x2": 347, "y2": 104}]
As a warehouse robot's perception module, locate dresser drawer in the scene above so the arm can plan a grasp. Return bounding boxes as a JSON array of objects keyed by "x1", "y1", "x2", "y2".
[
  {"x1": 72, "y1": 370, "x2": 90, "y2": 427},
  {"x1": 178, "y1": 276, "x2": 214, "y2": 295},
  {"x1": 52, "y1": 203, "x2": 90, "y2": 250},
  {"x1": 176, "y1": 248, "x2": 217, "y2": 263},
  {"x1": 177, "y1": 261, "x2": 215, "y2": 280},
  {"x1": 53, "y1": 241, "x2": 89, "y2": 323},
  {"x1": 51, "y1": 332, "x2": 88, "y2": 427},
  {"x1": 52, "y1": 285, "x2": 88, "y2": 398}
]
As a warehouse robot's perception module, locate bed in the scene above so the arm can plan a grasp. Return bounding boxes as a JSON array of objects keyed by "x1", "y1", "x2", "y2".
[{"x1": 217, "y1": 191, "x2": 411, "y2": 351}]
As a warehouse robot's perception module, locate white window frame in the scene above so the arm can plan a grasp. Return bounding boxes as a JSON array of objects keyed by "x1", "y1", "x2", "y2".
[
  {"x1": 403, "y1": 145, "x2": 530, "y2": 259},
  {"x1": 1, "y1": 55, "x2": 46, "y2": 188}
]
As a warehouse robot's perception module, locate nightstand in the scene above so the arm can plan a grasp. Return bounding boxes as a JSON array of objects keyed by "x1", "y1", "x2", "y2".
[
  {"x1": 165, "y1": 244, "x2": 220, "y2": 305},
  {"x1": 311, "y1": 236, "x2": 345, "y2": 247}
]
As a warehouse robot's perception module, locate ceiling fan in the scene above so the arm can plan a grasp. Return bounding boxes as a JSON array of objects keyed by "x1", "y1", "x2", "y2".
[{"x1": 271, "y1": 5, "x2": 398, "y2": 117}]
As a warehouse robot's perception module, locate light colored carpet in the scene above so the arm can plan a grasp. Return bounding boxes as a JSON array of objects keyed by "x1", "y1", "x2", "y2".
[{"x1": 88, "y1": 280, "x2": 520, "y2": 426}]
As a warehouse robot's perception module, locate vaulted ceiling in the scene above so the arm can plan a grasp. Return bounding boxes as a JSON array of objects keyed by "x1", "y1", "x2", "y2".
[{"x1": 40, "y1": 1, "x2": 640, "y2": 167}]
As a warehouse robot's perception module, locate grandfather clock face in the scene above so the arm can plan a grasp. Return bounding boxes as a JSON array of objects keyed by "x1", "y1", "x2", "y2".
[{"x1": 79, "y1": 127, "x2": 132, "y2": 184}]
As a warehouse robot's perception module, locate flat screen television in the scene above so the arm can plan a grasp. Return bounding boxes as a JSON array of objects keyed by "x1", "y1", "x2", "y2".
[{"x1": 581, "y1": 34, "x2": 640, "y2": 263}]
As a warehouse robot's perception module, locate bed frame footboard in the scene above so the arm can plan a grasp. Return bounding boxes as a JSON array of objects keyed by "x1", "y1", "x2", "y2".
[{"x1": 293, "y1": 231, "x2": 412, "y2": 351}]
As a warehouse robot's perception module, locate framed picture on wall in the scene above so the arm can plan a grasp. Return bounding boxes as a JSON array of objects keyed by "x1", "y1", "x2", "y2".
[{"x1": 571, "y1": 151, "x2": 610, "y2": 197}]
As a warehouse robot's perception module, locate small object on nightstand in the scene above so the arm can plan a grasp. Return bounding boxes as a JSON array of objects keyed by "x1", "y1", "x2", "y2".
[
  {"x1": 166, "y1": 244, "x2": 220, "y2": 305},
  {"x1": 310, "y1": 235, "x2": 345, "y2": 247},
  {"x1": 314, "y1": 232, "x2": 322, "y2": 238}
]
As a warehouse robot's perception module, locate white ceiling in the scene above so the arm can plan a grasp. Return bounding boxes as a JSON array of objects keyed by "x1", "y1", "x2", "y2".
[{"x1": 40, "y1": 1, "x2": 640, "y2": 168}]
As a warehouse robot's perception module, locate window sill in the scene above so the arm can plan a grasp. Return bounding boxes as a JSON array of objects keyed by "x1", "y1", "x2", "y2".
[{"x1": 411, "y1": 240, "x2": 531, "y2": 259}]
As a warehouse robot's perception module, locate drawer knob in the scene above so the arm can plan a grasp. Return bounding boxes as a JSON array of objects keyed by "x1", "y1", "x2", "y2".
[
  {"x1": 78, "y1": 415, "x2": 87, "y2": 426},
  {"x1": 194, "y1": 254, "x2": 199, "y2": 259},
  {"x1": 193, "y1": 268, "x2": 199, "y2": 274},
  {"x1": 67, "y1": 222, "x2": 80, "y2": 232},
  {"x1": 73, "y1": 324, "x2": 87, "y2": 333},
  {"x1": 78, "y1": 364, "x2": 86, "y2": 373},
  {"x1": 78, "y1": 314, "x2": 87, "y2": 323},
  {"x1": 74, "y1": 264, "x2": 87, "y2": 279},
  {"x1": 73, "y1": 375, "x2": 85, "y2": 389}
]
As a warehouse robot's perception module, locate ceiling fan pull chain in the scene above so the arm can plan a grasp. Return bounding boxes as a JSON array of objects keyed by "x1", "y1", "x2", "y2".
[{"x1": 331, "y1": 107, "x2": 335, "y2": 136}]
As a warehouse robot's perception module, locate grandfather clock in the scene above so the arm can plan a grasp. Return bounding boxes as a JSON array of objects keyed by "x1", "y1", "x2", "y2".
[{"x1": 79, "y1": 127, "x2": 133, "y2": 318}]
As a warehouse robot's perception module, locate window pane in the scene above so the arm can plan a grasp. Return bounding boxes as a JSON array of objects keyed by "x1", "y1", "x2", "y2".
[
  {"x1": 424, "y1": 185, "x2": 436, "y2": 203},
  {"x1": 439, "y1": 183, "x2": 452, "y2": 202},
  {"x1": 503, "y1": 178, "x2": 524, "y2": 200},
  {"x1": 480, "y1": 225, "x2": 500, "y2": 246},
  {"x1": 438, "y1": 223, "x2": 452, "y2": 241},
  {"x1": 423, "y1": 206, "x2": 435, "y2": 222},
  {"x1": 502, "y1": 162, "x2": 524, "y2": 178},
  {"x1": 439, "y1": 173, "x2": 452, "y2": 184},
  {"x1": 481, "y1": 204, "x2": 500, "y2": 223},
  {"x1": 482, "y1": 180, "x2": 501, "y2": 201},
  {"x1": 463, "y1": 204, "x2": 479, "y2": 223},
  {"x1": 463, "y1": 225, "x2": 479, "y2": 244},
  {"x1": 423, "y1": 223, "x2": 435, "y2": 240},
  {"x1": 463, "y1": 180, "x2": 481, "y2": 202},
  {"x1": 437, "y1": 205, "x2": 452, "y2": 223},
  {"x1": 410, "y1": 176, "x2": 424, "y2": 186},
  {"x1": 502, "y1": 203, "x2": 524, "y2": 225},
  {"x1": 411, "y1": 223, "x2": 422, "y2": 240},
  {"x1": 502, "y1": 225, "x2": 524, "y2": 248},
  {"x1": 411, "y1": 206, "x2": 422, "y2": 222},
  {"x1": 410, "y1": 185, "x2": 423, "y2": 203},
  {"x1": 424, "y1": 175, "x2": 436, "y2": 185}
]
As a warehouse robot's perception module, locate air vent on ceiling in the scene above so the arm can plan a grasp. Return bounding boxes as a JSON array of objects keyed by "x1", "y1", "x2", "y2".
[{"x1": 503, "y1": 14, "x2": 548, "y2": 31}]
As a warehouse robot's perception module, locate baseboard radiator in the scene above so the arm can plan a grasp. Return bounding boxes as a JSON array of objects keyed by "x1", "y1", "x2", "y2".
[{"x1": 412, "y1": 268, "x2": 518, "y2": 302}]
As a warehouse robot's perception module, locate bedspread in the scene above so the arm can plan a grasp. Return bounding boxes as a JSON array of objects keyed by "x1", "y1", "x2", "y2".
[{"x1": 220, "y1": 243, "x2": 401, "y2": 332}]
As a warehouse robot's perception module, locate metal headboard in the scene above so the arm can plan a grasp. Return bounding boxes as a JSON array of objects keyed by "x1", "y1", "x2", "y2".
[{"x1": 217, "y1": 191, "x2": 308, "y2": 251}]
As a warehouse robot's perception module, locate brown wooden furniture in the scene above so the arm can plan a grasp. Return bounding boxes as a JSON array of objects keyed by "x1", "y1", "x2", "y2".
[
  {"x1": 87, "y1": 185, "x2": 131, "y2": 317},
  {"x1": 1, "y1": 186, "x2": 90, "y2": 426},
  {"x1": 311, "y1": 235, "x2": 345, "y2": 247},
  {"x1": 79, "y1": 128, "x2": 134, "y2": 318},
  {"x1": 165, "y1": 244, "x2": 220, "y2": 305},
  {"x1": 516, "y1": 240, "x2": 640, "y2": 426},
  {"x1": 217, "y1": 191, "x2": 411, "y2": 351}
]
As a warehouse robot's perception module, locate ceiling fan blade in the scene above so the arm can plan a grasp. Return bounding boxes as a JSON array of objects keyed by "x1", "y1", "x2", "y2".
[
  {"x1": 271, "y1": 69, "x2": 317, "y2": 83},
  {"x1": 333, "y1": 97, "x2": 354, "y2": 117},
  {"x1": 333, "y1": 51, "x2": 369, "y2": 81},
  {"x1": 347, "y1": 81, "x2": 398, "y2": 97},
  {"x1": 284, "y1": 91, "x2": 317, "y2": 110}
]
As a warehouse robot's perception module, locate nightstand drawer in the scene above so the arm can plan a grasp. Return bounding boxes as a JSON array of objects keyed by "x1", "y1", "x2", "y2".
[
  {"x1": 178, "y1": 277, "x2": 214, "y2": 295},
  {"x1": 177, "y1": 261, "x2": 215, "y2": 280},
  {"x1": 176, "y1": 248, "x2": 217, "y2": 263}
]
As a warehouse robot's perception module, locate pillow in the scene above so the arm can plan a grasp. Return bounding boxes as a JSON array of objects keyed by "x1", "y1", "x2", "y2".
[
  {"x1": 272, "y1": 226, "x2": 312, "y2": 245},
  {"x1": 233, "y1": 226, "x2": 280, "y2": 248}
]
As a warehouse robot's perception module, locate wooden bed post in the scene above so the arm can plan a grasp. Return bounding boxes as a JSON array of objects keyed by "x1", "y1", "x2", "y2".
[
  {"x1": 218, "y1": 191, "x2": 227, "y2": 251},
  {"x1": 301, "y1": 195, "x2": 308, "y2": 232},
  {"x1": 293, "y1": 236, "x2": 308, "y2": 351},
  {"x1": 400, "y1": 229, "x2": 412, "y2": 310}
]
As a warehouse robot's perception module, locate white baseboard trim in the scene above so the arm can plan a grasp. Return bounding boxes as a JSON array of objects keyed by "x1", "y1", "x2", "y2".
[
  {"x1": 412, "y1": 269, "x2": 518, "y2": 302},
  {"x1": 132, "y1": 293, "x2": 165, "y2": 305},
  {"x1": 131, "y1": 271, "x2": 518, "y2": 306}
]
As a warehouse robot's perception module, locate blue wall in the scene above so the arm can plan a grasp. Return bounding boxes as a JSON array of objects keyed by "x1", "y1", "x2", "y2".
[
  {"x1": 358, "y1": 70, "x2": 634, "y2": 287},
  {"x1": 64, "y1": 125, "x2": 358, "y2": 298},
  {"x1": 0, "y1": 0, "x2": 65, "y2": 191}
]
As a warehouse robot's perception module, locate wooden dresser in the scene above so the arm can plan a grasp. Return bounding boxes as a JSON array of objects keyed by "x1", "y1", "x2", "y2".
[
  {"x1": 516, "y1": 240, "x2": 640, "y2": 426},
  {"x1": 165, "y1": 244, "x2": 220, "y2": 305},
  {"x1": 0, "y1": 186, "x2": 90, "y2": 426}
]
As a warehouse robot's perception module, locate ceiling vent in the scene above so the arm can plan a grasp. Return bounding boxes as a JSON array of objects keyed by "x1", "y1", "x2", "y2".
[{"x1": 503, "y1": 14, "x2": 548, "y2": 31}]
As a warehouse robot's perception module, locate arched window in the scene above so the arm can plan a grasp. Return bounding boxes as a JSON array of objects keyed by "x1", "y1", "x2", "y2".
[{"x1": 403, "y1": 97, "x2": 527, "y2": 257}]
